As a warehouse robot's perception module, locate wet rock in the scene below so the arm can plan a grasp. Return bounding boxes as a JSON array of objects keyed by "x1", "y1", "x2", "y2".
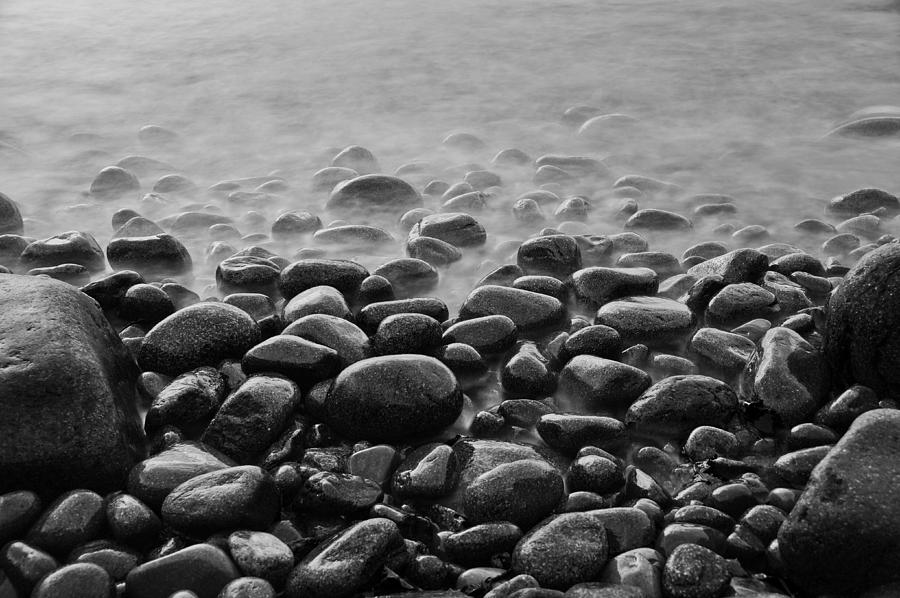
[
  {"x1": 285, "y1": 518, "x2": 404, "y2": 598},
  {"x1": 372, "y1": 313, "x2": 444, "y2": 356},
  {"x1": 625, "y1": 375, "x2": 738, "y2": 439},
  {"x1": 566, "y1": 454, "x2": 624, "y2": 494},
  {"x1": 357, "y1": 297, "x2": 449, "y2": 334},
  {"x1": 119, "y1": 283, "x2": 175, "y2": 326},
  {"x1": 139, "y1": 302, "x2": 261, "y2": 377},
  {"x1": 105, "y1": 493, "x2": 161, "y2": 548},
  {"x1": 408, "y1": 213, "x2": 487, "y2": 248},
  {"x1": 557, "y1": 356, "x2": 651, "y2": 412},
  {"x1": 20, "y1": 231, "x2": 105, "y2": 272},
  {"x1": 219, "y1": 577, "x2": 276, "y2": 598},
  {"x1": 463, "y1": 459, "x2": 564, "y2": 529},
  {"x1": 501, "y1": 343, "x2": 556, "y2": 398},
  {"x1": 598, "y1": 548, "x2": 663, "y2": 598},
  {"x1": 740, "y1": 326, "x2": 827, "y2": 426},
  {"x1": 124, "y1": 543, "x2": 240, "y2": 598},
  {"x1": 828, "y1": 188, "x2": 900, "y2": 217},
  {"x1": 161, "y1": 466, "x2": 280, "y2": 539},
  {"x1": 241, "y1": 336, "x2": 339, "y2": 385},
  {"x1": 444, "y1": 522, "x2": 523, "y2": 567},
  {"x1": 683, "y1": 427, "x2": 739, "y2": 461},
  {"x1": 144, "y1": 366, "x2": 226, "y2": 432},
  {"x1": 516, "y1": 235, "x2": 582, "y2": 279},
  {"x1": 0, "y1": 276, "x2": 145, "y2": 497},
  {"x1": 25, "y1": 489, "x2": 104, "y2": 555},
  {"x1": 312, "y1": 167, "x2": 358, "y2": 192},
  {"x1": 107, "y1": 234, "x2": 192, "y2": 277},
  {"x1": 278, "y1": 259, "x2": 368, "y2": 301},
  {"x1": 705, "y1": 283, "x2": 777, "y2": 329},
  {"x1": 392, "y1": 443, "x2": 459, "y2": 499},
  {"x1": 406, "y1": 236, "x2": 463, "y2": 266},
  {"x1": 357, "y1": 274, "x2": 395, "y2": 305},
  {"x1": 283, "y1": 285, "x2": 352, "y2": 322},
  {"x1": 687, "y1": 249, "x2": 768, "y2": 285},
  {"x1": 571, "y1": 267, "x2": 658, "y2": 306},
  {"x1": 511, "y1": 512, "x2": 609, "y2": 590},
  {"x1": 460, "y1": 285, "x2": 566, "y2": 333},
  {"x1": 31, "y1": 562, "x2": 114, "y2": 598},
  {"x1": 773, "y1": 445, "x2": 831, "y2": 487},
  {"x1": 594, "y1": 297, "x2": 694, "y2": 348},
  {"x1": 0, "y1": 192, "x2": 23, "y2": 235},
  {"x1": 282, "y1": 314, "x2": 370, "y2": 367},
  {"x1": 324, "y1": 355, "x2": 463, "y2": 442},
  {"x1": 561, "y1": 325, "x2": 622, "y2": 362},
  {"x1": 327, "y1": 174, "x2": 421, "y2": 214},
  {"x1": 513, "y1": 275, "x2": 568, "y2": 302},
  {"x1": 216, "y1": 256, "x2": 281, "y2": 296},
  {"x1": 689, "y1": 328, "x2": 756, "y2": 373},
  {"x1": 227, "y1": 531, "x2": 293, "y2": 586},
  {"x1": 90, "y1": 166, "x2": 140, "y2": 199},
  {"x1": 373, "y1": 258, "x2": 439, "y2": 297},
  {"x1": 615, "y1": 252, "x2": 682, "y2": 279},
  {"x1": 296, "y1": 471, "x2": 383, "y2": 515},
  {"x1": 201, "y1": 375, "x2": 299, "y2": 463},
  {"x1": 662, "y1": 543, "x2": 730, "y2": 598},
  {"x1": 126, "y1": 442, "x2": 236, "y2": 509},
  {"x1": 625, "y1": 209, "x2": 691, "y2": 232}
]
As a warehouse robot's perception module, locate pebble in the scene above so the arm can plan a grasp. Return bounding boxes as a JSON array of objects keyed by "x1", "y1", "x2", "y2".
[
  {"x1": 463, "y1": 459, "x2": 564, "y2": 529},
  {"x1": 594, "y1": 296, "x2": 694, "y2": 348},
  {"x1": 460, "y1": 284, "x2": 566, "y2": 332},
  {"x1": 107, "y1": 233, "x2": 193, "y2": 277},
  {"x1": 516, "y1": 234, "x2": 583, "y2": 278},
  {"x1": 557, "y1": 355, "x2": 652, "y2": 412},
  {"x1": 0, "y1": 541, "x2": 59, "y2": 594},
  {"x1": 626, "y1": 375, "x2": 738, "y2": 439},
  {"x1": 143, "y1": 366, "x2": 226, "y2": 432},
  {"x1": 124, "y1": 543, "x2": 240, "y2": 598},
  {"x1": 90, "y1": 166, "x2": 140, "y2": 199},
  {"x1": 392, "y1": 443, "x2": 460, "y2": 499},
  {"x1": 326, "y1": 174, "x2": 421, "y2": 213},
  {"x1": 227, "y1": 531, "x2": 294, "y2": 586},
  {"x1": 357, "y1": 297, "x2": 449, "y2": 333},
  {"x1": 408, "y1": 212, "x2": 487, "y2": 247},
  {"x1": 278, "y1": 259, "x2": 369, "y2": 301},
  {"x1": 570, "y1": 267, "x2": 658, "y2": 306},
  {"x1": 25, "y1": 489, "x2": 105, "y2": 555},
  {"x1": 662, "y1": 543, "x2": 730, "y2": 598}
]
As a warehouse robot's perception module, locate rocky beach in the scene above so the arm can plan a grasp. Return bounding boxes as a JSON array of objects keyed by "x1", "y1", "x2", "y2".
[{"x1": 2, "y1": 0, "x2": 900, "y2": 597}]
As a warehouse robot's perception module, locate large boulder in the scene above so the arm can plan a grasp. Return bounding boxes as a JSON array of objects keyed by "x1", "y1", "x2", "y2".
[
  {"x1": 326, "y1": 174, "x2": 422, "y2": 214},
  {"x1": 825, "y1": 242, "x2": 900, "y2": 400},
  {"x1": 778, "y1": 409, "x2": 900, "y2": 595},
  {"x1": 0, "y1": 275, "x2": 145, "y2": 497}
]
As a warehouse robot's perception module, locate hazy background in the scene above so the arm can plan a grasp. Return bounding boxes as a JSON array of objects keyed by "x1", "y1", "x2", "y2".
[{"x1": 1, "y1": 0, "x2": 899, "y2": 297}]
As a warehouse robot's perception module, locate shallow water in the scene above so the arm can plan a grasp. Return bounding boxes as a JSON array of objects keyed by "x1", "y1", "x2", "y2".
[{"x1": 2, "y1": 0, "x2": 900, "y2": 300}]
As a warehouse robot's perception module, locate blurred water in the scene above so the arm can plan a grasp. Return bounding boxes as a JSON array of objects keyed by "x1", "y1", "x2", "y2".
[{"x1": 1, "y1": 0, "x2": 899, "y2": 298}]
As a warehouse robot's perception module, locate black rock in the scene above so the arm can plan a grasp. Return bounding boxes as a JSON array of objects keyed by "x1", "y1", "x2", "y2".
[
  {"x1": 31, "y1": 563, "x2": 115, "y2": 598},
  {"x1": 20, "y1": 231, "x2": 105, "y2": 272},
  {"x1": 0, "y1": 540, "x2": 59, "y2": 595},
  {"x1": 282, "y1": 314, "x2": 371, "y2": 367},
  {"x1": 392, "y1": 443, "x2": 460, "y2": 499},
  {"x1": 594, "y1": 297, "x2": 694, "y2": 348},
  {"x1": 407, "y1": 213, "x2": 487, "y2": 248},
  {"x1": 144, "y1": 366, "x2": 226, "y2": 432},
  {"x1": 571, "y1": 267, "x2": 658, "y2": 307},
  {"x1": 443, "y1": 315, "x2": 518, "y2": 355},
  {"x1": 278, "y1": 259, "x2": 369, "y2": 301},
  {"x1": 358, "y1": 298, "x2": 449, "y2": 334},
  {"x1": 463, "y1": 459, "x2": 564, "y2": 529},
  {"x1": 295, "y1": 471, "x2": 383, "y2": 515},
  {"x1": 687, "y1": 248, "x2": 768, "y2": 285},
  {"x1": 123, "y1": 543, "x2": 240, "y2": 598},
  {"x1": 216, "y1": 255, "x2": 281, "y2": 296},
  {"x1": 662, "y1": 543, "x2": 730, "y2": 598},
  {"x1": 0, "y1": 192, "x2": 23, "y2": 235},
  {"x1": 625, "y1": 375, "x2": 738, "y2": 439},
  {"x1": 373, "y1": 258, "x2": 439, "y2": 298},
  {"x1": 283, "y1": 285, "x2": 351, "y2": 322},
  {"x1": 313, "y1": 224, "x2": 394, "y2": 247},
  {"x1": 105, "y1": 492, "x2": 162, "y2": 548},
  {"x1": 119, "y1": 283, "x2": 175, "y2": 327},
  {"x1": 557, "y1": 356, "x2": 651, "y2": 413},
  {"x1": 241, "y1": 336, "x2": 340, "y2": 385},
  {"x1": 126, "y1": 442, "x2": 235, "y2": 510},
  {"x1": 444, "y1": 522, "x2": 523, "y2": 567},
  {"x1": 516, "y1": 235, "x2": 582, "y2": 279},
  {"x1": 372, "y1": 313, "x2": 444, "y2": 356},
  {"x1": 107, "y1": 234, "x2": 192, "y2": 277},
  {"x1": 406, "y1": 236, "x2": 463, "y2": 266},
  {"x1": 828, "y1": 188, "x2": 900, "y2": 217},
  {"x1": 326, "y1": 174, "x2": 422, "y2": 213},
  {"x1": 460, "y1": 285, "x2": 566, "y2": 333},
  {"x1": 705, "y1": 283, "x2": 777, "y2": 329},
  {"x1": 228, "y1": 530, "x2": 294, "y2": 587},
  {"x1": 624, "y1": 209, "x2": 692, "y2": 232},
  {"x1": 536, "y1": 415, "x2": 628, "y2": 455}
]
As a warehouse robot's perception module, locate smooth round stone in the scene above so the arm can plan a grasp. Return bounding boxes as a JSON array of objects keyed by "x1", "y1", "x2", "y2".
[
  {"x1": 357, "y1": 297, "x2": 449, "y2": 334},
  {"x1": 201, "y1": 375, "x2": 299, "y2": 463},
  {"x1": 493, "y1": 147, "x2": 533, "y2": 166},
  {"x1": 372, "y1": 313, "x2": 443, "y2": 356},
  {"x1": 278, "y1": 259, "x2": 368, "y2": 301},
  {"x1": 773, "y1": 445, "x2": 832, "y2": 487},
  {"x1": 107, "y1": 234, "x2": 192, "y2": 277},
  {"x1": 513, "y1": 275, "x2": 568, "y2": 303},
  {"x1": 443, "y1": 315, "x2": 518, "y2": 355},
  {"x1": 571, "y1": 267, "x2": 658, "y2": 307},
  {"x1": 105, "y1": 493, "x2": 161, "y2": 547},
  {"x1": 512, "y1": 197, "x2": 546, "y2": 223},
  {"x1": 312, "y1": 224, "x2": 394, "y2": 247},
  {"x1": 112, "y1": 216, "x2": 165, "y2": 239},
  {"x1": 557, "y1": 356, "x2": 651, "y2": 412},
  {"x1": 536, "y1": 414, "x2": 628, "y2": 454},
  {"x1": 444, "y1": 522, "x2": 523, "y2": 567},
  {"x1": 391, "y1": 443, "x2": 459, "y2": 499},
  {"x1": 326, "y1": 174, "x2": 422, "y2": 213},
  {"x1": 626, "y1": 375, "x2": 739, "y2": 439},
  {"x1": 0, "y1": 540, "x2": 59, "y2": 594},
  {"x1": 295, "y1": 471, "x2": 383, "y2": 515},
  {"x1": 161, "y1": 466, "x2": 280, "y2": 539},
  {"x1": 460, "y1": 285, "x2": 566, "y2": 333},
  {"x1": 815, "y1": 384, "x2": 880, "y2": 432},
  {"x1": 689, "y1": 328, "x2": 756, "y2": 372},
  {"x1": 463, "y1": 459, "x2": 564, "y2": 529},
  {"x1": 553, "y1": 197, "x2": 590, "y2": 221},
  {"x1": 241, "y1": 336, "x2": 339, "y2": 385},
  {"x1": 535, "y1": 155, "x2": 608, "y2": 177},
  {"x1": 511, "y1": 512, "x2": 609, "y2": 590},
  {"x1": 686, "y1": 248, "x2": 769, "y2": 285},
  {"x1": 124, "y1": 543, "x2": 240, "y2": 598},
  {"x1": 324, "y1": 355, "x2": 463, "y2": 442},
  {"x1": 406, "y1": 235, "x2": 463, "y2": 266},
  {"x1": 661, "y1": 544, "x2": 730, "y2": 598},
  {"x1": 216, "y1": 256, "x2": 281, "y2": 296},
  {"x1": 615, "y1": 252, "x2": 682, "y2": 279},
  {"x1": 26, "y1": 490, "x2": 105, "y2": 555},
  {"x1": 271, "y1": 211, "x2": 322, "y2": 239},
  {"x1": 153, "y1": 173, "x2": 196, "y2": 195},
  {"x1": 126, "y1": 442, "x2": 235, "y2": 509},
  {"x1": 594, "y1": 297, "x2": 694, "y2": 348},
  {"x1": 501, "y1": 343, "x2": 556, "y2": 398},
  {"x1": 143, "y1": 366, "x2": 226, "y2": 432},
  {"x1": 311, "y1": 167, "x2": 358, "y2": 192},
  {"x1": 683, "y1": 426, "x2": 740, "y2": 461},
  {"x1": 20, "y1": 231, "x2": 105, "y2": 272},
  {"x1": 139, "y1": 302, "x2": 261, "y2": 377},
  {"x1": 31, "y1": 563, "x2": 114, "y2": 598},
  {"x1": 281, "y1": 314, "x2": 370, "y2": 367},
  {"x1": 827, "y1": 188, "x2": 900, "y2": 217},
  {"x1": 90, "y1": 166, "x2": 140, "y2": 199},
  {"x1": 357, "y1": 274, "x2": 395, "y2": 304},
  {"x1": 331, "y1": 145, "x2": 379, "y2": 174},
  {"x1": 373, "y1": 258, "x2": 438, "y2": 297},
  {"x1": 119, "y1": 283, "x2": 175, "y2": 326},
  {"x1": 407, "y1": 212, "x2": 487, "y2": 248},
  {"x1": 138, "y1": 124, "x2": 179, "y2": 145},
  {"x1": 625, "y1": 209, "x2": 692, "y2": 232},
  {"x1": 516, "y1": 235, "x2": 582, "y2": 279},
  {"x1": 283, "y1": 285, "x2": 351, "y2": 322},
  {"x1": 442, "y1": 182, "x2": 476, "y2": 201},
  {"x1": 227, "y1": 531, "x2": 293, "y2": 586},
  {"x1": 0, "y1": 192, "x2": 23, "y2": 235},
  {"x1": 284, "y1": 518, "x2": 403, "y2": 598},
  {"x1": 69, "y1": 540, "x2": 141, "y2": 581},
  {"x1": 705, "y1": 283, "x2": 777, "y2": 328},
  {"x1": 566, "y1": 455, "x2": 624, "y2": 495},
  {"x1": 477, "y1": 263, "x2": 524, "y2": 287},
  {"x1": 0, "y1": 490, "x2": 41, "y2": 546},
  {"x1": 26, "y1": 263, "x2": 90, "y2": 285}
]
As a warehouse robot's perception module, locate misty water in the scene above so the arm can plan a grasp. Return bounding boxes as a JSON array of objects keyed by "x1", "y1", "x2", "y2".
[{"x1": 2, "y1": 0, "x2": 900, "y2": 304}]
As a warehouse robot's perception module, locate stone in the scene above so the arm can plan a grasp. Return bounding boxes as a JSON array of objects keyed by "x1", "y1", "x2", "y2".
[
  {"x1": 372, "y1": 313, "x2": 444, "y2": 356},
  {"x1": 139, "y1": 302, "x2": 261, "y2": 377},
  {"x1": 598, "y1": 548, "x2": 663, "y2": 598},
  {"x1": 625, "y1": 375, "x2": 738, "y2": 439},
  {"x1": 324, "y1": 355, "x2": 463, "y2": 442},
  {"x1": 594, "y1": 297, "x2": 694, "y2": 348},
  {"x1": 828, "y1": 188, "x2": 900, "y2": 217},
  {"x1": 105, "y1": 493, "x2": 162, "y2": 548},
  {"x1": 824, "y1": 242, "x2": 900, "y2": 399},
  {"x1": 537, "y1": 415, "x2": 627, "y2": 454},
  {"x1": 126, "y1": 442, "x2": 236, "y2": 509},
  {"x1": 313, "y1": 224, "x2": 394, "y2": 247},
  {"x1": 516, "y1": 235, "x2": 582, "y2": 279},
  {"x1": 311, "y1": 166, "x2": 357, "y2": 192},
  {"x1": 20, "y1": 231, "x2": 105, "y2": 272},
  {"x1": 30, "y1": 563, "x2": 114, "y2": 598},
  {"x1": 284, "y1": 518, "x2": 404, "y2": 598},
  {"x1": 740, "y1": 327, "x2": 827, "y2": 426},
  {"x1": 0, "y1": 276, "x2": 145, "y2": 497},
  {"x1": 392, "y1": 443, "x2": 460, "y2": 499},
  {"x1": 407, "y1": 213, "x2": 487, "y2": 248},
  {"x1": 144, "y1": 367, "x2": 226, "y2": 433},
  {"x1": 357, "y1": 298, "x2": 449, "y2": 334},
  {"x1": 331, "y1": 145, "x2": 379, "y2": 174},
  {"x1": 687, "y1": 249, "x2": 768, "y2": 285},
  {"x1": 571, "y1": 267, "x2": 658, "y2": 307},
  {"x1": 241, "y1": 336, "x2": 339, "y2": 385},
  {"x1": 327, "y1": 174, "x2": 421, "y2": 213},
  {"x1": 25, "y1": 489, "x2": 105, "y2": 555},
  {"x1": 227, "y1": 531, "x2": 293, "y2": 586},
  {"x1": 557, "y1": 356, "x2": 652, "y2": 412},
  {"x1": 0, "y1": 192, "x2": 23, "y2": 235},
  {"x1": 90, "y1": 166, "x2": 140, "y2": 199},
  {"x1": 463, "y1": 459, "x2": 565, "y2": 529},
  {"x1": 123, "y1": 543, "x2": 240, "y2": 598},
  {"x1": 295, "y1": 471, "x2": 383, "y2": 515},
  {"x1": 107, "y1": 234, "x2": 192, "y2": 277},
  {"x1": 443, "y1": 315, "x2": 518, "y2": 355},
  {"x1": 511, "y1": 512, "x2": 609, "y2": 590},
  {"x1": 278, "y1": 259, "x2": 368, "y2": 301},
  {"x1": 282, "y1": 314, "x2": 370, "y2": 368},
  {"x1": 161, "y1": 466, "x2": 280, "y2": 539},
  {"x1": 0, "y1": 540, "x2": 59, "y2": 594},
  {"x1": 625, "y1": 209, "x2": 691, "y2": 232},
  {"x1": 460, "y1": 285, "x2": 566, "y2": 333},
  {"x1": 0, "y1": 490, "x2": 42, "y2": 546},
  {"x1": 662, "y1": 543, "x2": 730, "y2": 598}
]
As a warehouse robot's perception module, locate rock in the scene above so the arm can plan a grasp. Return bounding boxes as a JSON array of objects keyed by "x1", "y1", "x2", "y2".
[
  {"x1": 138, "y1": 302, "x2": 261, "y2": 377},
  {"x1": 705, "y1": 283, "x2": 777, "y2": 329},
  {"x1": 615, "y1": 252, "x2": 681, "y2": 279},
  {"x1": 90, "y1": 166, "x2": 140, "y2": 199},
  {"x1": 537, "y1": 415, "x2": 628, "y2": 454},
  {"x1": 216, "y1": 256, "x2": 281, "y2": 296},
  {"x1": 571, "y1": 267, "x2": 658, "y2": 307},
  {"x1": 285, "y1": 518, "x2": 404, "y2": 598},
  {"x1": 107, "y1": 234, "x2": 192, "y2": 277},
  {"x1": 444, "y1": 522, "x2": 522, "y2": 567},
  {"x1": 625, "y1": 375, "x2": 738, "y2": 439},
  {"x1": 740, "y1": 327, "x2": 827, "y2": 426},
  {"x1": 511, "y1": 512, "x2": 609, "y2": 590},
  {"x1": 557, "y1": 356, "x2": 651, "y2": 412},
  {"x1": 312, "y1": 167, "x2": 358, "y2": 192},
  {"x1": 825, "y1": 242, "x2": 900, "y2": 399},
  {"x1": 357, "y1": 298, "x2": 449, "y2": 334},
  {"x1": 0, "y1": 490, "x2": 42, "y2": 546},
  {"x1": 31, "y1": 563, "x2": 114, "y2": 598},
  {"x1": 324, "y1": 355, "x2": 463, "y2": 442},
  {"x1": 0, "y1": 276, "x2": 145, "y2": 497},
  {"x1": 687, "y1": 249, "x2": 768, "y2": 284},
  {"x1": 283, "y1": 285, "x2": 351, "y2": 322},
  {"x1": 25, "y1": 489, "x2": 105, "y2": 555},
  {"x1": 373, "y1": 258, "x2": 438, "y2": 297},
  {"x1": 598, "y1": 548, "x2": 663, "y2": 598},
  {"x1": 561, "y1": 325, "x2": 623, "y2": 362},
  {"x1": 828, "y1": 188, "x2": 900, "y2": 217},
  {"x1": 460, "y1": 285, "x2": 566, "y2": 333},
  {"x1": 201, "y1": 375, "x2": 299, "y2": 463},
  {"x1": 407, "y1": 235, "x2": 463, "y2": 266},
  {"x1": 625, "y1": 209, "x2": 692, "y2": 232},
  {"x1": 161, "y1": 466, "x2": 280, "y2": 539},
  {"x1": 228, "y1": 531, "x2": 294, "y2": 586},
  {"x1": 594, "y1": 297, "x2": 694, "y2": 348},
  {"x1": 0, "y1": 540, "x2": 59, "y2": 594},
  {"x1": 241, "y1": 336, "x2": 339, "y2": 385},
  {"x1": 689, "y1": 328, "x2": 756, "y2": 373},
  {"x1": 295, "y1": 471, "x2": 383, "y2": 515},
  {"x1": 105, "y1": 493, "x2": 162, "y2": 548},
  {"x1": 463, "y1": 460, "x2": 565, "y2": 529},
  {"x1": 501, "y1": 343, "x2": 556, "y2": 398},
  {"x1": 282, "y1": 314, "x2": 370, "y2": 367},
  {"x1": 313, "y1": 224, "x2": 394, "y2": 247},
  {"x1": 331, "y1": 145, "x2": 379, "y2": 174},
  {"x1": 774, "y1": 445, "x2": 832, "y2": 487},
  {"x1": 20, "y1": 231, "x2": 105, "y2": 272},
  {"x1": 327, "y1": 174, "x2": 421, "y2": 213},
  {"x1": 662, "y1": 543, "x2": 730, "y2": 598},
  {"x1": 123, "y1": 543, "x2": 240, "y2": 598},
  {"x1": 0, "y1": 192, "x2": 23, "y2": 235},
  {"x1": 144, "y1": 366, "x2": 226, "y2": 433},
  {"x1": 516, "y1": 235, "x2": 582, "y2": 279},
  {"x1": 278, "y1": 259, "x2": 368, "y2": 301},
  {"x1": 126, "y1": 442, "x2": 236, "y2": 509},
  {"x1": 443, "y1": 315, "x2": 518, "y2": 355},
  {"x1": 408, "y1": 213, "x2": 487, "y2": 248},
  {"x1": 218, "y1": 577, "x2": 276, "y2": 598}
]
